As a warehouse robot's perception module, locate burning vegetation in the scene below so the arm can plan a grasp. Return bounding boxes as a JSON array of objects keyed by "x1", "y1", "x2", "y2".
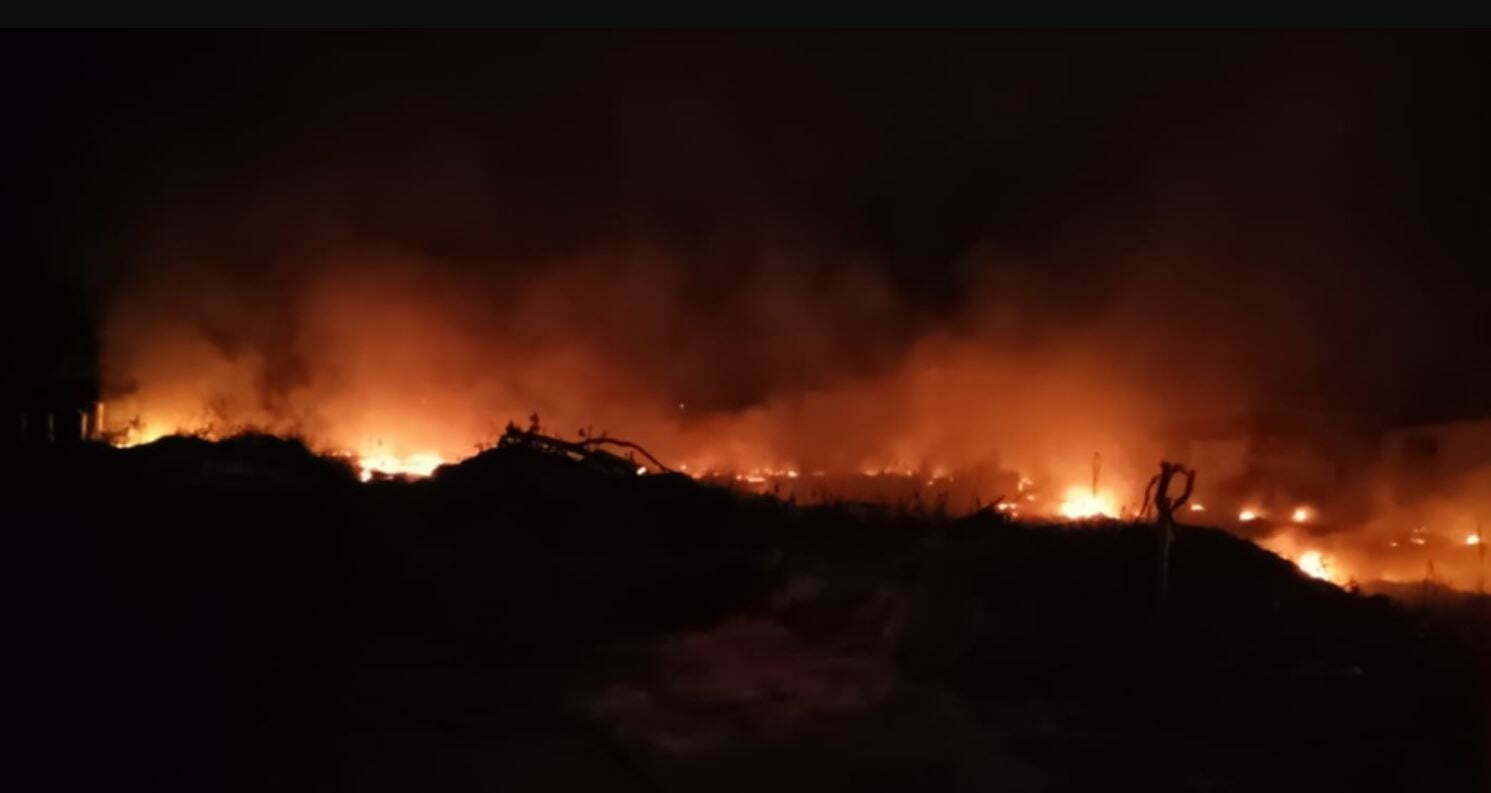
[
  {"x1": 77, "y1": 249, "x2": 1400, "y2": 588},
  {"x1": 89, "y1": 331, "x2": 1491, "y2": 595},
  {"x1": 12, "y1": 426, "x2": 1488, "y2": 791},
  {"x1": 8, "y1": 30, "x2": 1491, "y2": 793},
  {"x1": 31, "y1": 35, "x2": 1469, "y2": 598}
]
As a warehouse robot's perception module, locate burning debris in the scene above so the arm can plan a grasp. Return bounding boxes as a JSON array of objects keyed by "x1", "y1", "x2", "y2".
[
  {"x1": 353, "y1": 450, "x2": 445, "y2": 481},
  {"x1": 70, "y1": 399, "x2": 1489, "y2": 592},
  {"x1": 1055, "y1": 488, "x2": 1120, "y2": 520},
  {"x1": 79, "y1": 247, "x2": 1491, "y2": 592},
  {"x1": 1295, "y1": 550, "x2": 1333, "y2": 581},
  {"x1": 22, "y1": 426, "x2": 1484, "y2": 791},
  {"x1": 495, "y1": 420, "x2": 677, "y2": 478},
  {"x1": 6, "y1": 31, "x2": 1490, "y2": 793}
]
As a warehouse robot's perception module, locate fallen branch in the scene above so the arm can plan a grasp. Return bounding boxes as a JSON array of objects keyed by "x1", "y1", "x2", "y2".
[
  {"x1": 499, "y1": 423, "x2": 677, "y2": 475},
  {"x1": 577, "y1": 436, "x2": 676, "y2": 474}
]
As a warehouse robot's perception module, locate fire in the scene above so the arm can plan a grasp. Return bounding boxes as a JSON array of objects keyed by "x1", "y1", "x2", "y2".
[
  {"x1": 1238, "y1": 509, "x2": 1259, "y2": 522},
  {"x1": 1469, "y1": 534, "x2": 1482, "y2": 546},
  {"x1": 1295, "y1": 550, "x2": 1332, "y2": 581},
  {"x1": 1057, "y1": 486, "x2": 1118, "y2": 520},
  {"x1": 105, "y1": 419, "x2": 450, "y2": 483},
  {"x1": 355, "y1": 451, "x2": 445, "y2": 481},
  {"x1": 1291, "y1": 506, "x2": 1312, "y2": 523},
  {"x1": 1260, "y1": 531, "x2": 1349, "y2": 585},
  {"x1": 109, "y1": 419, "x2": 208, "y2": 449},
  {"x1": 1189, "y1": 503, "x2": 1205, "y2": 512}
]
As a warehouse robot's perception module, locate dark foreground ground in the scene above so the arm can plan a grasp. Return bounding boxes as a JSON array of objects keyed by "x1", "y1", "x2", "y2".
[{"x1": 10, "y1": 435, "x2": 1489, "y2": 792}]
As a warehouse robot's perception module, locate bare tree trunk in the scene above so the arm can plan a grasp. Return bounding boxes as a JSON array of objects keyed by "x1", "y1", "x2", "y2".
[
  {"x1": 1147, "y1": 461, "x2": 1195, "y2": 625},
  {"x1": 1158, "y1": 518, "x2": 1173, "y2": 624}
]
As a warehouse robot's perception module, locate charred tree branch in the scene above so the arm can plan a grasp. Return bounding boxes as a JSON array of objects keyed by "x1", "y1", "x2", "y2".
[{"x1": 499, "y1": 423, "x2": 677, "y2": 475}]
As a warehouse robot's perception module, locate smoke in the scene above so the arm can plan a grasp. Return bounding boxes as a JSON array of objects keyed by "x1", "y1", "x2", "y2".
[
  {"x1": 1352, "y1": 459, "x2": 1491, "y2": 590},
  {"x1": 99, "y1": 228, "x2": 1181, "y2": 494},
  {"x1": 75, "y1": 32, "x2": 1490, "y2": 588}
]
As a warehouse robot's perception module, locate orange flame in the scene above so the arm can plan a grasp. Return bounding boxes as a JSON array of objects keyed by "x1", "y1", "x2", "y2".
[
  {"x1": 1295, "y1": 550, "x2": 1332, "y2": 581},
  {"x1": 1056, "y1": 486, "x2": 1118, "y2": 520},
  {"x1": 355, "y1": 451, "x2": 445, "y2": 481}
]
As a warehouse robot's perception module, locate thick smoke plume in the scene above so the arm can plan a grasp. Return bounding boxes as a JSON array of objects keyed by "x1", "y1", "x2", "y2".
[
  {"x1": 100, "y1": 232, "x2": 1183, "y2": 497},
  {"x1": 83, "y1": 32, "x2": 1488, "y2": 590}
]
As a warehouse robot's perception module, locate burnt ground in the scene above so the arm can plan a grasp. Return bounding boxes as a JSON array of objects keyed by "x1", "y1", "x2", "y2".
[{"x1": 10, "y1": 435, "x2": 1489, "y2": 792}]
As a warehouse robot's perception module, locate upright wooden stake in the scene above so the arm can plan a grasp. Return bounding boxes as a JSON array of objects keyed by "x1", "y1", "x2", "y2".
[{"x1": 1147, "y1": 461, "x2": 1196, "y2": 624}]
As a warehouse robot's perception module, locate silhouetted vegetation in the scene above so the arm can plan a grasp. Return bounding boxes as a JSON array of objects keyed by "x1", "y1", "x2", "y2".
[{"x1": 12, "y1": 435, "x2": 1487, "y2": 791}]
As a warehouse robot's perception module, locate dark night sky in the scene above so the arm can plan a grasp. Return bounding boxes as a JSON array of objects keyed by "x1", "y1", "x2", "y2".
[{"x1": 2, "y1": 30, "x2": 1487, "y2": 426}]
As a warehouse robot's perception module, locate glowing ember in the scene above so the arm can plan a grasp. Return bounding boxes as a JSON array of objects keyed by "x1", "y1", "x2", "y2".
[
  {"x1": 356, "y1": 451, "x2": 445, "y2": 481},
  {"x1": 1189, "y1": 503, "x2": 1205, "y2": 512},
  {"x1": 1469, "y1": 534, "x2": 1482, "y2": 546},
  {"x1": 1057, "y1": 486, "x2": 1118, "y2": 520},
  {"x1": 110, "y1": 420, "x2": 200, "y2": 449},
  {"x1": 636, "y1": 466, "x2": 648, "y2": 476},
  {"x1": 1294, "y1": 550, "x2": 1332, "y2": 581},
  {"x1": 1238, "y1": 509, "x2": 1259, "y2": 522},
  {"x1": 1291, "y1": 506, "x2": 1312, "y2": 523}
]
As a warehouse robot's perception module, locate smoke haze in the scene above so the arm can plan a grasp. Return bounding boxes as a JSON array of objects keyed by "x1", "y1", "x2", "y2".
[{"x1": 8, "y1": 31, "x2": 1485, "y2": 586}]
